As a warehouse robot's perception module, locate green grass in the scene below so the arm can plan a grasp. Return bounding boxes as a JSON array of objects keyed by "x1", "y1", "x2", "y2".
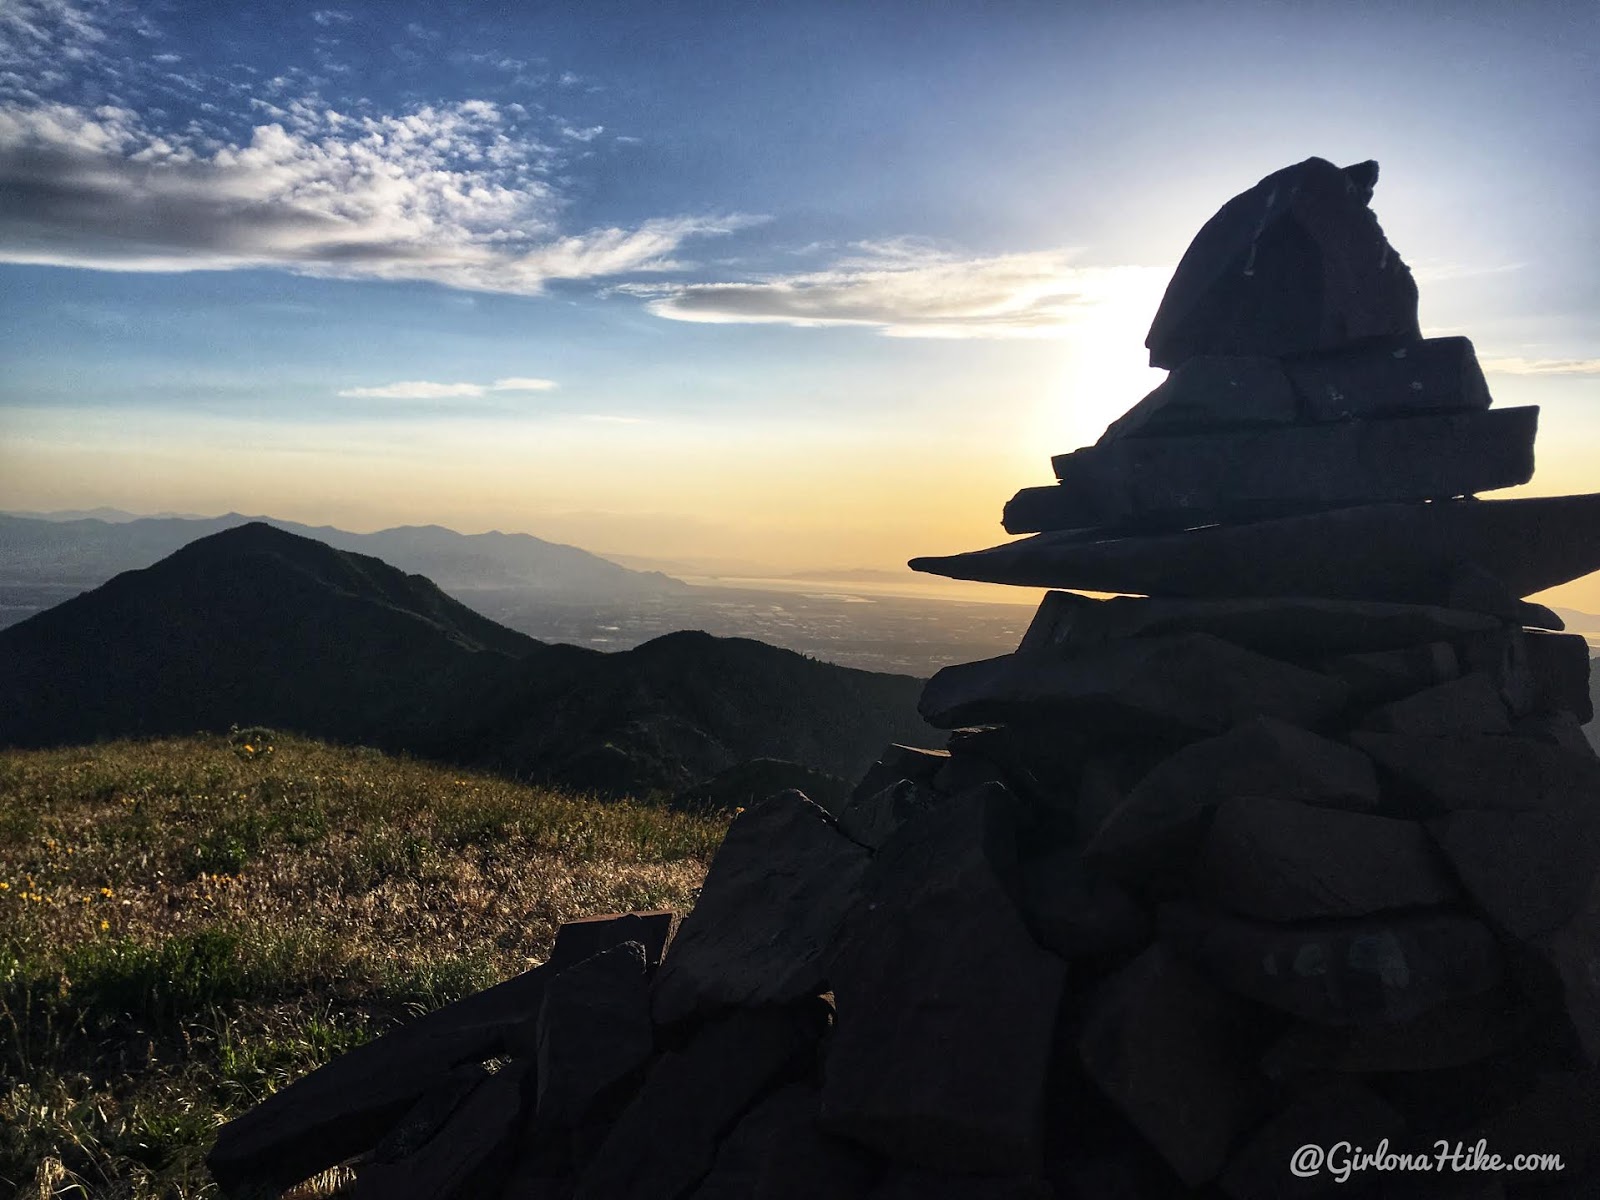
[{"x1": 0, "y1": 732, "x2": 726, "y2": 1198}]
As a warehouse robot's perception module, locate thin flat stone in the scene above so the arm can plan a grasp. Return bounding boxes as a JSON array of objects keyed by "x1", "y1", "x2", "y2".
[
  {"x1": 912, "y1": 494, "x2": 1600, "y2": 607},
  {"x1": 1017, "y1": 590, "x2": 1498, "y2": 659},
  {"x1": 920, "y1": 634, "x2": 1348, "y2": 734},
  {"x1": 1284, "y1": 334, "x2": 1491, "y2": 422},
  {"x1": 1006, "y1": 408, "x2": 1536, "y2": 534}
]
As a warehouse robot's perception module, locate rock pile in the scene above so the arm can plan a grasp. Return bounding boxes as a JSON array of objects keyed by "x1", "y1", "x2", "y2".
[{"x1": 209, "y1": 159, "x2": 1600, "y2": 1198}]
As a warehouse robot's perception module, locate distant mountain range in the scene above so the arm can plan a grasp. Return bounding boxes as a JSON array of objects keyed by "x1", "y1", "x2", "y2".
[
  {"x1": 0, "y1": 511, "x2": 687, "y2": 597},
  {"x1": 0, "y1": 523, "x2": 932, "y2": 795}
]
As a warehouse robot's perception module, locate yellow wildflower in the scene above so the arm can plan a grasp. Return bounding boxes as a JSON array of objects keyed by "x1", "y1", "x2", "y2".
[
  {"x1": 99, "y1": 920, "x2": 109, "y2": 932},
  {"x1": 0, "y1": 881, "x2": 9, "y2": 891},
  {"x1": 99, "y1": 886, "x2": 114, "y2": 898}
]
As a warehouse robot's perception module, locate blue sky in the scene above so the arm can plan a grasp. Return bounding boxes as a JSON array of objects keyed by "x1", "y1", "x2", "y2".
[{"x1": 1, "y1": 0, "x2": 1596, "y2": 592}]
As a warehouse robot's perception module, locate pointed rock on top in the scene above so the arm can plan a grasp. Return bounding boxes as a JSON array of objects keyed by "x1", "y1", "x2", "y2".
[{"x1": 1145, "y1": 156, "x2": 1419, "y2": 368}]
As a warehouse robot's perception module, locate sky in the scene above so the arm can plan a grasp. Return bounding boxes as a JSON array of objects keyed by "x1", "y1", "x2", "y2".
[{"x1": 1, "y1": 0, "x2": 1597, "y2": 601}]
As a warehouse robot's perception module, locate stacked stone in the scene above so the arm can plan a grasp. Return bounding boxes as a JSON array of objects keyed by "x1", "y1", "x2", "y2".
[{"x1": 208, "y1": 160, "x2": 1600, "y2": 1199}]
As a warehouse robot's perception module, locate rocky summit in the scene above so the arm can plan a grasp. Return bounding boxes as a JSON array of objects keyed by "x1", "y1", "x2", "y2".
[{"x1": 208, "y1": 160, "x2": 1600, "y2": 1198}]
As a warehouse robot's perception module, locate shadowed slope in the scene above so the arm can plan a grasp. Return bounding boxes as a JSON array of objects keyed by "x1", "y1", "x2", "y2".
[{"x1": 0, "y1": 522, "x2": 545, "y2": 752}]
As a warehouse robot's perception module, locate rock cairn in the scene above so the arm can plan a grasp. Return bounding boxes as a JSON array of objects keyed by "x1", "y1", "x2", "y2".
[{"x1": 210, "y1": 159, "x2": 1600, "y2": 1199}]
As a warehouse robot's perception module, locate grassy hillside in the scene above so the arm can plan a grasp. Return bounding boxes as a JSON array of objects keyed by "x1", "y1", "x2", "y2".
[{"x1": 0, "y1": 733, "x2": 726, "y2": 1199}]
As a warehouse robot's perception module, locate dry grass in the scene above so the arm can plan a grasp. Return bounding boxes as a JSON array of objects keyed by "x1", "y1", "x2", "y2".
[{"x1": 0, "y1": 731, "x2": 726, "y2": 1198}]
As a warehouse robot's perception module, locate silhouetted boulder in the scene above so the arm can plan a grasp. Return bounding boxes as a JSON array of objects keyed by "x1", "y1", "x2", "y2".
[
  {"x1": 1261, "y1": 986, "x2": 1527, "y2": 1077},
  {"x1": 208, "y1": 965, "x2": 551, "y2": 1194},
  {"x1": 1194, "y1": 796, "x2": 1457, "y2": 921},
  {"x1": 673, "y1": 758, "x2": 851, "y2": 816},
  {"x1": 1358, "y1": 672, "x2": 1511, "y2": 735},
  {"x1": 836, "y1": 778, "x2": 945, "y2": 850},
  {"x1": 535, "y1": 942, "x2": 653, "y2": 1129},
  {"x1": 848, "y1": 743, "x2": 951, "y2": 808},
  {"x1": 1353, "y1": 732, "x2": 1600, "y2": 813},
  {"x1": 1087, "y1": 717, "x2": 1379, "y2": 877},
  {"x1": 822, "y1": 784, "x2": 1066, "y2": 1173},
  {"x1": 690, "y1": 1084, "x2": 876, "y2": 1200},
  {"x1": 1078, "y1": 944, "x2": 1270, "y2": 1186},
  {"x1": 352, "y1": 1062, "x2": 530, "y2": 1200},
  {"x1": 651, "y1": 791, "x2": 868, "y2": 1027},
  {"x1": 574, "y1": 1003, "x2": 827, "y2": 1200},
  {"x1": 1019, "y1": 847, "x2": 1150, "y2": 959},
  {"x1": 549, "y1": 911, "x2": 675, "y2": 973},
  {"x1": 1160, "y1": 904, "x2": 1504, "y2": 1026},
  {"x1": 1144, "y1": 157, "x2": 1419, "y2": 368},
  {"x1": 1218, "y1": 1081, "x2": 1406, "y2": 1200},
  {"x1": 1524, "y1": 631, "x2": 1595, "y2": 722},
  {"x1": 1322, "y1": 641, "x2": 1460, "y2": 704},
  {"x1": 1429, "y1": 807, "x2": 1600, "y2": 942}
]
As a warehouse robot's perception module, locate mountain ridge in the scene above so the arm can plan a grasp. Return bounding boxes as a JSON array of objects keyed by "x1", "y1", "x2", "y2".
[
  {"x1": 0, "y1": 510, "x2": 687, "y2": 596},
  {"x1": 0, "y1": 523, "x2": 930, "y2": 794}
]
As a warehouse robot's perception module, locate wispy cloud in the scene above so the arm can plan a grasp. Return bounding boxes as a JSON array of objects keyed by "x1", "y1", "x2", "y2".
[
  {"x1": 1481, "y1": 357, "x2": 1600, "y2": 377},
  {"x1": 623, "y1": 239, "x2": 1165, "y2": 339},
  {"x1": 0, "y1": 100, "x2": 754, "y2": 291},
  {"x1": 337, "y1": 377, "x2": 559, "y2": 399},
  {"x1": 0, "y1": 3, "x2": 753, "y2": 293},
  {"x1": 490, "y1": 377, "x2": 558, "y2": 391}
]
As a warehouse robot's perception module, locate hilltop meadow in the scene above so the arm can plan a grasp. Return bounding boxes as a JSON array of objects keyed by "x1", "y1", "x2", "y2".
[{"x1": 0, "y1": 730, "x2": 727, "y2": 1199}]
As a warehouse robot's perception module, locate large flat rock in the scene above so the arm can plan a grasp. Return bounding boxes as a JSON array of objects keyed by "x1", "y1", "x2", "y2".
[
  {"x1": 1160, "y1": 903, "x2": 1504, "y2": 1025},
  {"x1": 912, "y1": 494, "x2": 1600, "y2": 605},
  {"x1": 1144, "y1": 156, "x2": 1419, "y2": 368},
  {"x1": 1194, "y1": 796, "x2": 1458, "y2": 922},
  {"x1": 1018, "y1": 589, "x2": 1499, "y2": 659},
  {"x1": 821, "y1": 784, "x2": 1066, "y2": 1174},
  {"x1": 1007, "y1": 407, "x2": 1535, "y2": 533},
  {"x1": 920, "y1": 634, "x2": 1347, "y2": 734},
  {"x1": 1285, "y1": 334, "x2": 1491, "y2": 422},
  {"x1": 652, "y1": 790, "x2": 868, "y2": 1026}
]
